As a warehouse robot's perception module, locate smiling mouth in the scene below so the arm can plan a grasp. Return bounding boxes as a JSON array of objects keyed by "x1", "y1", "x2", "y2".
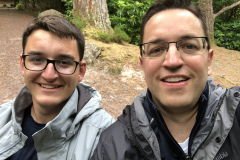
[
  {"x1": 40, "y1": 84, "x2": 61, "y2": 89},
  {"x1": 163, "y1": 77, "x2": 188, "y2": 83}
]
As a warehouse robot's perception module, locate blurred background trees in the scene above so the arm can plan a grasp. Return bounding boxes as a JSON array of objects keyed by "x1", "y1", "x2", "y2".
[
  {"x1": 13, "y1": 0, "x2": 240, "y2": 51},
  {"x1": 197, "y1": 0, "x2": 240, "y2": 50}
]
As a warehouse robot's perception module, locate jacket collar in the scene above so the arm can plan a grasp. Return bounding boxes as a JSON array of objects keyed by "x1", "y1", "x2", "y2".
[{"x1": 12, "y1": 83, "x2": 100, "y2": 150}]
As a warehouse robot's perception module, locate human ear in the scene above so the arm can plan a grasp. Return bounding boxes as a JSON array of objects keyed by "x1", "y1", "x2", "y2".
[
  {"x1": 78, "y1": 60, "x2": 86, "y2": 82},
  {"x1": 139, "y1": 56, "x2": 146, "y2": 80},
  {"x1": 208, "y1": 49, "x2": 214, "y2": 76},
  {"x1": 20, "y1": 54, "x2": 25, "y2": 77}
]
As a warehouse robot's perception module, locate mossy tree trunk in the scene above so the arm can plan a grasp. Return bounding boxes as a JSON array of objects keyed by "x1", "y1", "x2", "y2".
[{"x1": 72, "y1": 0, "x2": 111, "y2": 31}]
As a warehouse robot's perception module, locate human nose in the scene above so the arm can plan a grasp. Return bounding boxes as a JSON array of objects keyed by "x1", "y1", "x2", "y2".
[
  {"x1": 41, "y1": 62, "x2": 58, "y2": 80},
  {"x1": 162, "y1": 43, "x2": 184, "y2": 69}
]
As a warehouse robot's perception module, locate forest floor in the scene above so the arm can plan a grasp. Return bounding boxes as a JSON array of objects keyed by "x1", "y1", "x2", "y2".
[{"x1": 0, "y1": 7, "x2": 240, "y2": 119}]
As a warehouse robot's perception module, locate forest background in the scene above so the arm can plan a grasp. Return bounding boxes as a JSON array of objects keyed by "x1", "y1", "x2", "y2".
[
  {"x1": 12, "y1": 0, "x2": 240, "y2": 51},
  {"x1": 1, "y1": 0, "x2": 240, "y2": 118}
]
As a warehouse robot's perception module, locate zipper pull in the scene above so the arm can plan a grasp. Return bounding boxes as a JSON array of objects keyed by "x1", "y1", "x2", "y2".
[{"x1": 186, "y1": 154, "x2": 191, "y2": 160}]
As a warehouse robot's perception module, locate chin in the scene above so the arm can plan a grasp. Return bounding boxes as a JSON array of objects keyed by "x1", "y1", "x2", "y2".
[{"x1": 35, "y1": 97, "x2": 65, "y2": 108}]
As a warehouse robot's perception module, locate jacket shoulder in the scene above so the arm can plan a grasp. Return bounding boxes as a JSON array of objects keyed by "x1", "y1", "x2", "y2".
[
  {"x1": 85, "y1": 108, "x2": 115, "y2": 131},
  {"x1": 91, "y1": 118, "x2": 141, "y2": 160},
  {"x1": 0, "y1": 100, "x2": 14, "y2": 128}
]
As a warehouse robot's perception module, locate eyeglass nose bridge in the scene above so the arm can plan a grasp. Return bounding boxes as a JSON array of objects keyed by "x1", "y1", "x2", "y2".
[
  {"x1": 42, "y1": 59, "x2": 58, "y2": 72},
  {"x1": 165, "y1": 41, "x2": 180, "y2": 52}
]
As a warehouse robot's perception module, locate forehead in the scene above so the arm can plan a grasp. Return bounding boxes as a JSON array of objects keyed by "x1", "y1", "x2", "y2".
[
  {"x1": 143, "y1": 9, "x2": 205, "y2": 42},
  {"x1": 25, "y1": 29, "x2": 79, "y2": 59}
]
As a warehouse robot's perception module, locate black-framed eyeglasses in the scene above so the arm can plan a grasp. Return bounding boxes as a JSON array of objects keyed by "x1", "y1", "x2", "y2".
[
  {"x1": 22, "y1": 54, "x2": 80, "y2": 75},
  {"x1": 139, "y1": 37, "x2": 209, "y2": 58}
]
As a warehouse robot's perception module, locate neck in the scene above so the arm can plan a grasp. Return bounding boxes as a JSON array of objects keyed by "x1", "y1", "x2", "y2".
[
  {"x1": 159, "y1": 106, "x2": 198, "y2": 143},
  {"x1": 31, "y1": 104, "x2": 62, "y2": 124},
  {"x1": 160, "y1": 106, "x2": 198, "y2": 124}
]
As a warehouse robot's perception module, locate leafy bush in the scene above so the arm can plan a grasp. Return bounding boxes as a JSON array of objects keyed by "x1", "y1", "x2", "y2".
[
  {"x1": 97, "y1": 26, "x2": 131, "y2": 44},
  {"x1": 98, "y1": 32, "x2": 111, "y2": 43},
  {"x1": 214, "y1": 18, "x2": 240, "y2": 51},
  {"x1": 16, "y1": 1, "x2": 24, "y2": 10},
  {"x1": 112, "y1": 26, "x2": 131, "y2": 43},
  {"x1": 107, "y1": 0, "x2": 154, "y2": 45},
  {"x1": 61, "y1": 0, "x2": 73, "y2": 19}
]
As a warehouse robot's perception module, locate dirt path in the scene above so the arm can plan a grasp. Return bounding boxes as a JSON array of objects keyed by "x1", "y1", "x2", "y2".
[
  {"x1": 0, "y1": 8, "x2": 240, "y2": 119},
  {"x1": 0, "y1": 9, "x2": 34, "y2": 103}
]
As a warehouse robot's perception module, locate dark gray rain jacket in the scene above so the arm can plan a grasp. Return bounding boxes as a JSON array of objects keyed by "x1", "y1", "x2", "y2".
[{"x1": 91, "y1": 78, "x2": 240, "y2": 160}]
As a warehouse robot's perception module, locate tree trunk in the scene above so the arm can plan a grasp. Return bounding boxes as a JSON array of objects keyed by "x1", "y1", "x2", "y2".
[
  {"x1": 198, "y1": 0, "x2": 214, "y2": 42},
  {"x1": 32, "y1": 0, "x2": 35, "y2": 10},
  {"x1": 72, "y1": 0, "x2": 111, "y2": 30},
  {"x1": 198, "y1": 0, "x2": 240, "y2": 43}
]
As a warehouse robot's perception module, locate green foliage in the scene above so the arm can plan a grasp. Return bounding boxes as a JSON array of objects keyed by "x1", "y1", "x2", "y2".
[
  {"x1": 98, "y1": 32, "x2": 111, "y2": 43},
  {"x1": 16, "y1": 1, "x2": 24, "y2": 10},
  {"x1": 212, "y1": 0, "x2": 240, "y2": 51},
  {"x1": 112, "y1": 26, "x2": 131, "y2": 43},
  {"x1": 214, "y1": 18, "x2": 240, "y2": 51},
  {"x1": 72, "y1": 16, "x2": 86, "y2": 30},
  {"x1": 97, "y1": 26, "x2": 131, "y2": 44},
  {"x1": 61, "y1": 0, "x2": 73, "y2": 19},
  {"x1": 213, "y1": 0, "x2": 240, "y2": 21},
  {"x1": 107, "y1": 0, "x2": 154, "y2": 45}
]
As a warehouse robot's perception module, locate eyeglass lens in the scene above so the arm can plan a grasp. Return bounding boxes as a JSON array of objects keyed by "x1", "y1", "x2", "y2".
[
  {"x1": 142, "y1": 37, "x2": 207, "y2": 58},
  {"x1": 24, "y1": 55, "x2": 78, "y2": 75}
]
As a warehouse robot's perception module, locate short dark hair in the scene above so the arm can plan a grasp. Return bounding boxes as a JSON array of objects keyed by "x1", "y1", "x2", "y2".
[
  {"x1": 140, "y1": 0, "x2": 209, "y2": 48},
  {"x1": 22, "y1": 15, "x2": 85, "y2": 61}
]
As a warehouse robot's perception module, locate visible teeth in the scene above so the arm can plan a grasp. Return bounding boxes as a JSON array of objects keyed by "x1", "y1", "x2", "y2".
[
  {"x1": 41, "y1": 84, "x2": 59, "y2": 89},
  {"x1": 164, "y1": 77, "x2": 186, "y2": 82}
]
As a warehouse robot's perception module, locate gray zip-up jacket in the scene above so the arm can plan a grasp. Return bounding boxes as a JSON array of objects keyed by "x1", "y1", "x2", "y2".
[
  {"x1": 91, "y1": 78, "x2": 240, "y2": 160},
  {"x1": 0, "y1": 83, "x2": 115, "y2": 160}
]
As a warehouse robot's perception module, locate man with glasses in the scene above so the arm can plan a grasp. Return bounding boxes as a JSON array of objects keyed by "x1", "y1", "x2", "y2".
[
  {"x1": 0, "y1": 15, "x2": 114, "y2": 160},
  {"x1": 91, "y1": 0, "x2": 240, "y2": 159}
]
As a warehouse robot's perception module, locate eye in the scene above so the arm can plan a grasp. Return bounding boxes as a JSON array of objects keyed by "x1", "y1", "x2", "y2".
[
  {"x1": 56, "y1": 60, "x2": 74, "y2": 67},
  {"x1": 147, "y1": 46, "x2": 165, "y2": 57},
  {"x1": 179, "y1": 43, "x2": 200, "y2": 54},
  {"x1": 28, "y1": 56, "x2": 45, "y2": 63},
  {"x1": 151, "y1": 47, "x2": 162, "y2": 53},
  {"x1": 183, "y1": 44, "x2": 198, "y2": 50},
  {"x1": 147, "y1": 42, "x2": 167, "y2": 57}
]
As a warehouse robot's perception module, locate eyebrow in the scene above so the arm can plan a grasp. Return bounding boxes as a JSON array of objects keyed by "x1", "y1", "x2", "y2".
[
  {"x1": 146, "y1": 35, "x2": 201, "y2": 44},
  {"x1": 25, "y1": 51, "x2": 43, "y2": 55},
  {"x1": 25, "y1": 51, "x2": 77, "y2": 61},
  {"x1": 56, "y1": 54, "x2": 76, "y2": 61}
]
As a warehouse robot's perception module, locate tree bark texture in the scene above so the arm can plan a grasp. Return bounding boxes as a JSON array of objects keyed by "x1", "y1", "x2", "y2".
[
  {"x1": 73, "y1": 0, "x2": 111, "y2": 30},
  {"x1": 198, "y1": 0, "x2": 240, "y2": 42},
  {"x1": 198, "y1": 0, "x2": 214, "y2": 42}
]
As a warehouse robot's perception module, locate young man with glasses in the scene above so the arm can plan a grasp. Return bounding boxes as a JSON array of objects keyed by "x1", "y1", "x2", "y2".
[
  {"x1": 91, "y1": 0, "x2": 240, "y2": 159},
  {"x1": 0, "y1": 15, "x2": 114, "y2": 160}
]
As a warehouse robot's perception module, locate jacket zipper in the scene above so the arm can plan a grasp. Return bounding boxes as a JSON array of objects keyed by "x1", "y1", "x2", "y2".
[
  {"x1": 186, "y1": 154, "x2": 191, "y2": 160},
  {"x1": 0, "y1": 134, "x2": 22, "y2": 155}
]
